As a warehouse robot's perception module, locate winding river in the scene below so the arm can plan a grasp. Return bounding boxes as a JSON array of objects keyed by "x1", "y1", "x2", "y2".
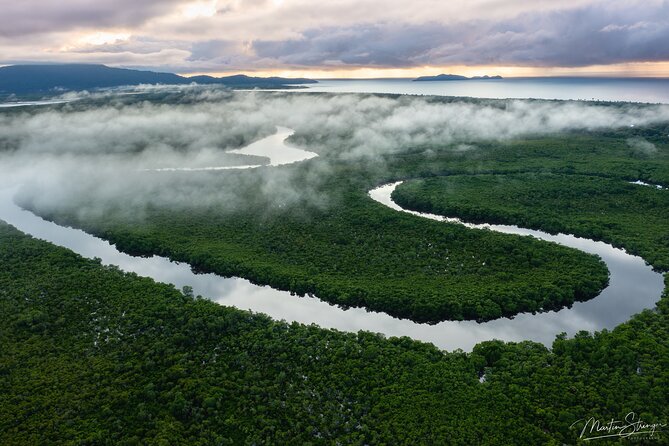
[
  {"x1": 0, "y1": 128, "x2": 664, "y2": 351},
  {"x1": 148, "y1": 126, "x2": 318, "y2": 172}
]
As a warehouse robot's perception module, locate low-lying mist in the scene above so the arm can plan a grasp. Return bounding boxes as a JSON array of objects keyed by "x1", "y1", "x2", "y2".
[{"x1": 1, "y1": 87, "x2": 668, "y2": 222}]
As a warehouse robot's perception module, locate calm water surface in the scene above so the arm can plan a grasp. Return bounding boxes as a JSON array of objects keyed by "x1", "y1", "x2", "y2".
[
  {"x1": 0, "y1": 128, "x2": 663, "y2": 351},
  {"x1": 302, "y1": 78, "x2": 669, "y2": 104},
  {"x1": 3, "y1": 78, "x2": 668, "y2": 106}
]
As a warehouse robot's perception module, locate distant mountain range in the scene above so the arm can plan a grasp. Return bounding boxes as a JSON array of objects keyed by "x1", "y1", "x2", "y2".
[
  {"x1": 0, "y1": 64, "x2": 317, "y2": 95},
  {"x1": 413, "y1": 74, "x2": 503, "y2": 81}
]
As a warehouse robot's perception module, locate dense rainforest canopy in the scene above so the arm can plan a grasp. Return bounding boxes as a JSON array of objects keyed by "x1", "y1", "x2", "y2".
[
  {"x1": 2, "y1": 91, "x2": 669, "y2": 444},
  {"x1": 393, "y1": 173, "x2": 669, "y2": 270},
  {"x1": 15, "y1": 94, "x2": 659, "y2": 323},
  {"x1": 1, "y1": 222, "x2": 668, "y2": 445}
]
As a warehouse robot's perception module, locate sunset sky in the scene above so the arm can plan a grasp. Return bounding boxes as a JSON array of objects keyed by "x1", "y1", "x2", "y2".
[{"x1": 1, "y1": 0, "x2": 668, "y2": 78}]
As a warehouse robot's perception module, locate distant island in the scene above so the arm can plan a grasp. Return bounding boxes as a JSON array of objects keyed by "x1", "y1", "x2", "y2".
[
  {"x1": 0, "y1": 64, "x2": 317, "y2": 95},
  {"x1": 413, "y1": 74, "x2": 503, "y2": 81}
]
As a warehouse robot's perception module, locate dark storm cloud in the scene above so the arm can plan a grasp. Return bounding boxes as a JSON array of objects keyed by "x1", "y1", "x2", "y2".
[
  {"x1": 0, "y1": 0, "x2": 667, "y2": 72},
  {"x1": 0, "y1": 0, "x2": 183, "y2": 37},
  {"x1": 251, "y1": 1, "x2": 669, "y2": 68},
  {"x1": 253, "y1": 24, "x2": 460, "y2": 67},
  {"x1": 474, "y1": 2, "x2": 669, "y2": 67}
]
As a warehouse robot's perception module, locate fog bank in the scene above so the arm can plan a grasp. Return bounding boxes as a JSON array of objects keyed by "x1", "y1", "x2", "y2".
[{"x1": 1, "y1": 89, "x2": 668, "y2": 219}]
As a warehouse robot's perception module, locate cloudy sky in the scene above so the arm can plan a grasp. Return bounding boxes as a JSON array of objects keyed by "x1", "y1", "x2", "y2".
[{"x1": 1, "y1": 0, "x2": 668, "y2": 77}]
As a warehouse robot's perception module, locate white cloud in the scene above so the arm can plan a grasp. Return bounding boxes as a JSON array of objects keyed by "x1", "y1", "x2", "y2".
[{"x1": 1, "y1": 0, "x2": 667, "y2": 72}]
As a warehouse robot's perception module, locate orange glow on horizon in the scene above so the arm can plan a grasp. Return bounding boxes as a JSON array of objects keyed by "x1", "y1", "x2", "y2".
[{"x1": 180, "y1": 62, "x2": 669, "y2": 79}]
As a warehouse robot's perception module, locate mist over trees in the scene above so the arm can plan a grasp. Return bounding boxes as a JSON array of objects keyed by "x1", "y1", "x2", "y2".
[{"x1": 2, "y1": 89, "x2": 669, "y2": 217}]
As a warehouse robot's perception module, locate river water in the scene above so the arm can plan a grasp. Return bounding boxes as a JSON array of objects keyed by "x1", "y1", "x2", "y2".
[
  {"x1": 0, "y1": 128, "x2": 664, "y2": 351},
  {"x1": 145, "y1": 126, "x2": 318, "y2": 172}
]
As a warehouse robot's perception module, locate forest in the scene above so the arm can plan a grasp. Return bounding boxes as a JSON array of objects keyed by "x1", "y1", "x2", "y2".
[
  {"x1": 2, "y1": 92, "x2": 669, "y2": 444},
  {"x1": 11, "y1": 93, "x2": 641, "y2": 324},
  {"x1": 1, "y1": 222, "x2": 667, "y2": 445},
  {"x1": 22, "y1": 174, "x2": 610, "y2": 323},
  {"x1": 393, "y1": 173, "x2": 669, "y2": 270}
]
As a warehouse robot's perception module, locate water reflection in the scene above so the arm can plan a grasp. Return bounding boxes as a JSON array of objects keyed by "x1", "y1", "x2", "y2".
[
  {"x1": 302, "y1": 78, "x2": 669, "y2": 104},
  {"x1": 368, "y1": 182, "x2": 664, "y2": 347},
  {"x1": 0, "y1": 180, "x2": 663, "y2": 352},
  {"x1": 228, "y1": 126, "x2": 318, "y2": 166},
  {"x1": 145, "y1": 126, "x2": 318, "y2": 172}
]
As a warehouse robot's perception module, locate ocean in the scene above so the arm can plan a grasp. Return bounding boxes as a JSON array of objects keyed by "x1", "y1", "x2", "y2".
[{"x1": 300, "y1": 77, "x2": 669, "y2": 104}]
